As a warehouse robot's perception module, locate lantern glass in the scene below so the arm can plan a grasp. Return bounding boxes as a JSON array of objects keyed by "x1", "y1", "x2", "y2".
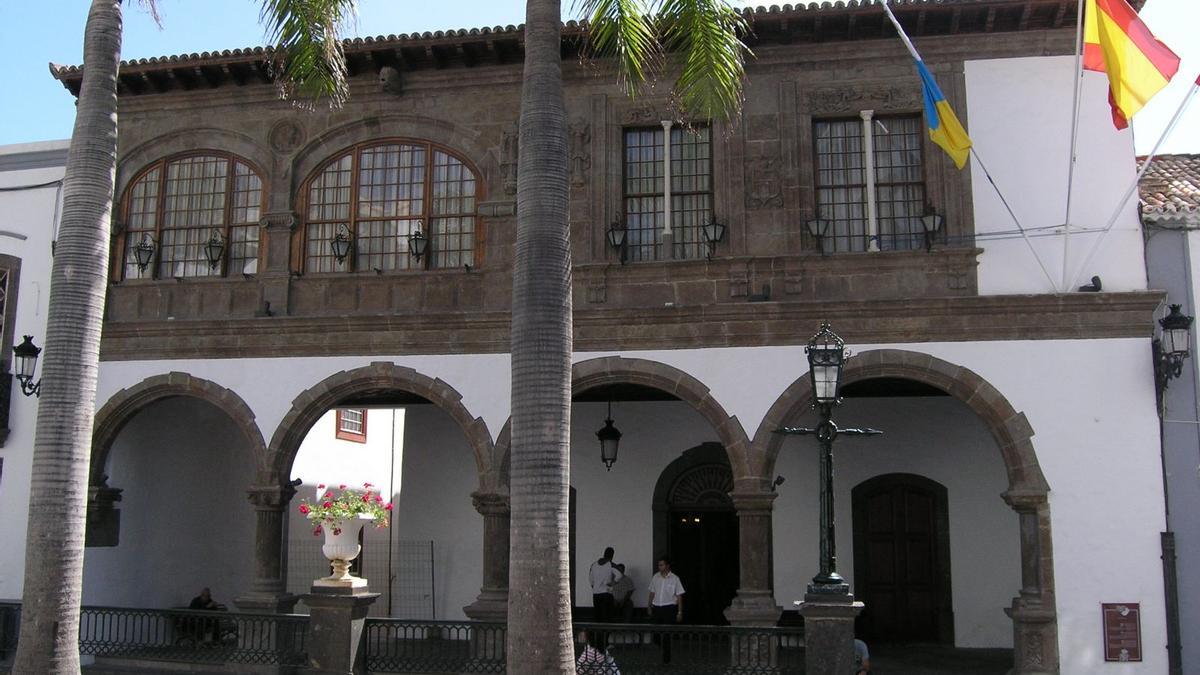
[
  {"x1": 1164, "y1": 327, "x2": 1190, "y2": 355},
  {"x1": 702, "y1": 220, "x2": 726, "y2": 245},
  {"x1": 330, "y1": 228, "x2": 352, "y2": 264},
  {"x1": 408, "y1": 226, "x2": 429, "y2": 260},
  {"x1": 920, "y1": 211, "x2": 943, "y2": 234},
  {"x1": 806, "y1": 323, "x2": 846, "y2": 405},
  {"x1": 607, "y1": 222, "x2": 626, "y2": 249},
  {"x1": 1160, "y1": 304, "x2": 1194, "y2": 356},
  {"x1": 133, "y1": 236, "x2": 156, "y2": 271},
  {"x1": 806, "y1": 218, "x2": 830, "y2": 238},
  {"x1": 204, "y1": 231, "x2": 225, "y2": 270},
  {"x1": 596, "y1": 409, "x2": 622, "y2": 470}
]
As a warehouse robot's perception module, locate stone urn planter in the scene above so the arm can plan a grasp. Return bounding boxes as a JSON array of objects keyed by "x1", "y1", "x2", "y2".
[{"x1": 320, "y1": 514, "x2": 374, "y2": 586}]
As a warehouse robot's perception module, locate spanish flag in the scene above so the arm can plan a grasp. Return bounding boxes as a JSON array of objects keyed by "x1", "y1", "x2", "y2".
[
  {"x1": 1084, "y1": 0, "x2": 1179, "y2": 129},
  {"x1": 915, "y1": 59, "x2": 972, "y2": 170}
]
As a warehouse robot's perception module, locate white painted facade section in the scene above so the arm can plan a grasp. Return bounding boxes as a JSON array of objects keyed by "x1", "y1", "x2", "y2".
[
  {"x1": 0, "y1": 140, "x2": 65, "y2": 601},
  {"x1": 965, "y1": 56, "x2": 1147, "y2": 295}
]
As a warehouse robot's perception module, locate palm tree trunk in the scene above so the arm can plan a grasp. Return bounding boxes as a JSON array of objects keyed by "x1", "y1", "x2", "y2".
[
  {"x1": 12, "y1": 1, "x2": 121, "y2": 672},
  {"x1": 506, "y1": 0, "x2": 575, "y2": 672}
]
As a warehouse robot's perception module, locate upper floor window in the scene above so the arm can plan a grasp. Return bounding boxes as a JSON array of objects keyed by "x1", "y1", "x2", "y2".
[
  {"x1": 623, "y1": 125, "x2": 712, "y2": 261},
  {"x1": 336, "y1": 408, "x2": 367, "y2": 443},
  {"x1": 121, "y1": 152, "x2": 263, "y2": 279},
  {"x1": 301, "y1": 141, "x2": 478, "y2": 274},
  {"x1": 814, "y1": 115, "x2": 926, "y2": 253}
]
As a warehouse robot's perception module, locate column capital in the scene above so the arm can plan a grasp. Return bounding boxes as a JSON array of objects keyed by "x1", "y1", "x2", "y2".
[
  {"x1": 730, "y1": 490, "x2": 778, "y2": 513},
  {"x1": 471, "y1": 490, "x2": 510, "y2": 517},
  {"x1": 259, "y1": 211, "x2": 298, "y2": 232},
  {"x1": 247, "y1": 484, "x2": 297, "y2": 509},
  {"x1": 1002, "y1": 489, "x2": 1047, "y2": 512}
]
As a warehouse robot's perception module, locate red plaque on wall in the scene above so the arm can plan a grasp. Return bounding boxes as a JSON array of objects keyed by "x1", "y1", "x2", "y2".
[{"x1": 1102, "y1": 603, "x2": 1142, "y2": 662}]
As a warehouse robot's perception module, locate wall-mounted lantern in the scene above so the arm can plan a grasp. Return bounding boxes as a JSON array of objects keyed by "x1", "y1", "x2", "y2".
[
  {"x1": 330, "y1": 224, "x2": 353, "y2": 265},
  {"x1": 132, "y1": 234, "x2": 156, "y2": 274},
  {"x1": 13, "y1": 335, "x2": 41, "y2": 398},
  {"x1": 203, "y1": 229, "x2": 225, "y2": 270},
  {"x1": 701, "y1": 219, "x2": 727, "y2": 260},
  {"x1": 408, "y1": 223, "x2": 429, "y2": 263},
  {"x1": 607, "y1": 221, "x2": 627, "y2": 265},
  {"x1": 806, "y1": 217, "x2": 831, "y2": 256}
]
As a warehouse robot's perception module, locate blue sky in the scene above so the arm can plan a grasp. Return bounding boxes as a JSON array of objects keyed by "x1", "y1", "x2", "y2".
[{"x1": 1, "y1": 0, "x2": 1196, "y2": 154}]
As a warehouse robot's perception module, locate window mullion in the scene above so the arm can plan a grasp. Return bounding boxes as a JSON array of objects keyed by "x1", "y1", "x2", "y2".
[
  {"x1": 860, "y1": 110, "x2": 880, "y2": 252},
  {"x1": 349, "y1": 146, "x2": 362, "y2": 272},
  {"x1": 155, "y1": 161, "x2": 168, "y2": 279},
  {"x1": 423, "y1": 142, "x2": 434, "y2": 270}
]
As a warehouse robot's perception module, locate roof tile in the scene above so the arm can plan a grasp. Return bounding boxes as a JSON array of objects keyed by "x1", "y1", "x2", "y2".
[{"x1": 1139, "y1": 154, "x2": 1200, "y2": 219}]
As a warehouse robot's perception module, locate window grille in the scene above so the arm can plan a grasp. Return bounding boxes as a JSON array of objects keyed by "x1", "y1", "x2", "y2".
[
  {"x1": 814, "y1": 115, "x2": 926, "y2": 253},
  {"x1": 623, "y1": 126, "x2": 713, "y2": 261},
  {"x1": 303, "y1": 142, "x2": 478, "y2": 273},
  {"x1": 121, "y1": 153, "x2": 262, "y2": 279}
]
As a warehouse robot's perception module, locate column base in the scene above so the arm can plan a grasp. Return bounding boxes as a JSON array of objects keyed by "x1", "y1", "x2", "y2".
[
  {"x1": 724, "y1": 590, "x2": 782, "y2": 626},
  {"x1": 1005, "y1": 596, "x2": 1058, "y2": 675},
  {"x1": 463, "y1": 587, "x2": 508, "y2": 622},
  {"x1": 798, "y1": 591, "x2": 864, "y2": 675}
]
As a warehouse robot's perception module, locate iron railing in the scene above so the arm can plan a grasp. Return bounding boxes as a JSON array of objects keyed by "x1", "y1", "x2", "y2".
[
  {"x1": 0, "y1": 603, "x2": 308, "y2": 667},
  {"x1": 363, "y1": 620, "x2": 804, "y2": 674}
]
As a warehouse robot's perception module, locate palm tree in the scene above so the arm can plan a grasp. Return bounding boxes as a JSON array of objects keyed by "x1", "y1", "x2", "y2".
[{"x1": 12, "y1": 1, "x2": 125, "y2": 671}]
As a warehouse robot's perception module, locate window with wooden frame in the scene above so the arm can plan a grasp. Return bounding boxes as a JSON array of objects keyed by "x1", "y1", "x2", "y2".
[
  {"x1": 622, "y1": 125, "x2": 713, "y2": 261},
  {"x1": 299, "y1": 140, "x2": 481, "y2": 273},
  {"x1": 118, "y1": 152, "x2": 263, "y2": 280},
  {"x1": 335, "y1": 408, "x2": 368, "y2": 443},
  {"x1": 813, "y1": 115, "x2": 927, "y2": 253}
]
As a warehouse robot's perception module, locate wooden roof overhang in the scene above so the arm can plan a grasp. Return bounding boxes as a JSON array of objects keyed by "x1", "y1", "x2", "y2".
[{"x1": 50, "y1": 0, "x2": 1088, "y2": 98}]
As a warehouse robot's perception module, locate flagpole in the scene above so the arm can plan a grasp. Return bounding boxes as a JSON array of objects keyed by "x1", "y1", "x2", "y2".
[
  {"x1": 1062, "y1": 0, "x2": 1088, "y2": 292},
  {"x1": 879, "y1": 0, "x2": 923, "y2": 62},
  {"x1": 1068, "y1": 82, "x2": 1200, "y2": 291}
]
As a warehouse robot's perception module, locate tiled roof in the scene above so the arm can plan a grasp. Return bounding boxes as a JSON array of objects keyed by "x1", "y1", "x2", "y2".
[{"x1": 1139, "y1": 154, "x2": 1200, "y2": 220}]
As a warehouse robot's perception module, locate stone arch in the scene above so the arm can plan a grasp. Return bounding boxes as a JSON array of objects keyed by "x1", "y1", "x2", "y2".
[
  {"x1": 493, "y1": 356, "x2": 753, "y2": 488},
  {"x1": 266, "y1": 361, "x2": 495, "y2": 490},
  {"x1": 290, "y1": 114, "x2": 499, "y2": 198},
  {"x1": 91, "y1": 372, "x2": 267, "y2": 486},
  {"x1": 753, "y1": 349, "x2": 1058, "y2": 672},
  {"x1": 116, "y1": 128, "x2": 272, "y2": 199}
]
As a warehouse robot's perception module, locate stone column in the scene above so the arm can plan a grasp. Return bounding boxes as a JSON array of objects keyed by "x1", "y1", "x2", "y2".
[
  {"x1": 302, "y1": 587, "x2": 380, "y2": 675},
  {"x1": 258, "y1": 211, "x2": 297, "y2": 317},
  {"x1": 235, "y1": 484, "x2": 300, "y2": 614},
  {"x1": 463, "y1": 491, "x2": 510, "y2": 621},
  {"x1": 798, "y1": 592, "x2": 864, "y2": 675},
  {"x1": 725, "y1": 489, "x2": 781, "y2": 625},
  {"x1": 1002, "y1": 490, "x2": 1059, "y2": 674}
]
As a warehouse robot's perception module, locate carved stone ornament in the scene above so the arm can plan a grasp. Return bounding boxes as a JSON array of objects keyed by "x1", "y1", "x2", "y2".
[
  {"x1": 500, "y1": 126, "x2": 519, "y2": 196},
  {"x1": 807, "y1": 86, "x2": 923, "y2": 115},
  {"x1": 378, "y1": 66, "x2": 403, "y2": 95},
  {"x1": 269, "y1": 120, "x2": 305, "y2": 154},
  {"x1": 622, "y1": 103, "x2": 661, "y2": 125},
  {"x1": 569, "y1": 121, "x2": 591, "y2": 188},
  {"x1": 745, "y1": 157, "x2": 783, "y2": 209}
]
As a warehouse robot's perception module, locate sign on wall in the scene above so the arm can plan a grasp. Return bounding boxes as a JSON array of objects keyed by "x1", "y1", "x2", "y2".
[{"x1": 1101, "y1": 603, "x2": 1142, "y2": 662}]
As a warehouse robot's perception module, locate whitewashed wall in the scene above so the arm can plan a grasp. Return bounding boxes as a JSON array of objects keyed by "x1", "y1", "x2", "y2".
[
  {"x1": 0, "y1": 140, "x2": 65, "y2": 601},
  {"x1": 965, "y1": 56, "x2": 1147, "y2": 295}
]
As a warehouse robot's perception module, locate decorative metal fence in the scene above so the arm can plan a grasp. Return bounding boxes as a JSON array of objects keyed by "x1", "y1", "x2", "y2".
[
  {"x1": 0, "y1": 603, "x2": 308, "y2": 667},
  {"x1": 363, "y1": 620, "x2": 804, "y2": 674}
]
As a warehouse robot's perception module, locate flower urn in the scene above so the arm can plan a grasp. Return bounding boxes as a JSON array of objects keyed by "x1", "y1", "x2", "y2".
[{"x1": 319, "y1": 514, "x2": 374, "y2": 587}]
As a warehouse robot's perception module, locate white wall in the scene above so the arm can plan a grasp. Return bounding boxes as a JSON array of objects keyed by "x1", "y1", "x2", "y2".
[
  {"x1": 965, "y1": 56, "x2": 1146, "y2": 295},
  {"x1": 82, "y1": 397, "x2": 258, "y2": 609},
  {"x1": 291, "y1": 408, "x2": 405, "y2": 501},
  {"x1": 0, "y1": 140, "x2": 66, "y2": 600}
]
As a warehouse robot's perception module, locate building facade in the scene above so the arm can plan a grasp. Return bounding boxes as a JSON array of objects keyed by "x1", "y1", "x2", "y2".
[{"x1": 0, "y1": 2, "x2": 1179, "y2": 673}]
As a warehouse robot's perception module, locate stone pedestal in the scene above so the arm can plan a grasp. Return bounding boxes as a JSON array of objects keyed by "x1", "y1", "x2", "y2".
[
  {"x1": 302, "y1": 586, "x2": 380, "y2": 675},
  {"x1": 797, "y1": 591, "x2": 864, "y2": 675}
]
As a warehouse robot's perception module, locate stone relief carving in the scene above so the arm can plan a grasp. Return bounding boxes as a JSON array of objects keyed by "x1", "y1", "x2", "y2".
[
  {"x1": 378, "y1": 66, "x2": 403, "y2": 95},
  {"x1": 745, "y1": 156, "x2": 783, "y2": 209},
  {"x1": 268, "y1": 120, "x2": 304, "y2": 154},
  {"x1": 569, "y1": 121, "x2": 591, "y2": 188},
  {"x1": 623, "y1": 103, "x2": 661, "y2": 125},
  {"x1": 807, "y1": 86, "x2": 923, "y2": 114},
  {"x1": 500, "y1": 126, "x2": 518, "y2": 196}
]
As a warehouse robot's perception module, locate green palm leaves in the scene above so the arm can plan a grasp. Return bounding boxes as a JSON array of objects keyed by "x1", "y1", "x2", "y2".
[
  {"x1": 259, "y1": 0, "x2": 358, "y2": 106},
  {"x1": 578, "y1": 0, "x2": 751, "y2": 122}
]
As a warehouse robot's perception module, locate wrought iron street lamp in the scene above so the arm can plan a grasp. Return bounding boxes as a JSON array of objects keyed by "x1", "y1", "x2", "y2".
[
  {"x1": 596, "y1": 401, "x2": 622, "y2": 470},
  {"x1": 408, "y1": 224, "x2": 429, "y2": 263},
  {"x1": 777, "y1": 322, "x2": 881, "y2": 593},
  {"x1": 13, "y1": 335, "x2": 42, "y2": 398},
  {"x1": 1155, "y1": 304, "x2": 1194, "y2": 395}
]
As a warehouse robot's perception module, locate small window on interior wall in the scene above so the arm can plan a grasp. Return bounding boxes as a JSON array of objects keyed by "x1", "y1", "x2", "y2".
[{"x1": 336, "y1": 409, "x2": 368, "y2": 443}]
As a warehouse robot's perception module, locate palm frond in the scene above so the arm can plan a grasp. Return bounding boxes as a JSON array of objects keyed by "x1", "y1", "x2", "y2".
[
  {"x1": 659, "y1": 0, "x2": 750, "y2": 122},
  {"x1": 259, "y1": 0, "x2": 358, "y2": 107},
  {"x1": 576, "y1": 0, "x2": 664, "y2": 97}
]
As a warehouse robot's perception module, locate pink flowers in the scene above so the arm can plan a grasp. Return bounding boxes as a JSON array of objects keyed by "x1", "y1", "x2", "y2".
[
  {"x1": 363, "y1": 482, "x2": 374, "y2": 488},
  {"x1": 374, "y1": 495, "x2": 383, "y2": 503},
  {"x1": 299, "y1": 504, "x2": 310, "y2": 515},
  {"x1": 362, "y1": 495, "x2": 370, "y2": 503},
  {"x1": 385, "y1": 503, "x2": 394, "y2": 511},
  {"x1": 297, "y1": 482, "x2": 392, "y2": 533},
  {"x1": 323, "y1": 501, "x2": 333, "y2": 509},
  {"x1": 339, "y1": 484, "x2": 347, "y2": 490},
  {"x1": 332, "y1": 528, "x2": 342, "y2": 536},
  {"x1": 312, "y1": 526, "x2": 322, "y2": 536},
  {"x1": 317, "y1": 484, "x2": 326, "y2": 490}
]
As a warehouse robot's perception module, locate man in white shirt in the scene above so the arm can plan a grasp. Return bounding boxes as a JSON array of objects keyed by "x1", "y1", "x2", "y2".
[
  {"x1": 647, "y1": 556, "x2": 685, "y2": 663},
  {"x1": 589, "y1": 546, "x2": 620, "y2": 622}
]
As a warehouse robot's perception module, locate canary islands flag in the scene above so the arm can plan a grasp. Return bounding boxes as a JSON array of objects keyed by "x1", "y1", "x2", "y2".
[{"x1": 915, "y1": 59, "x2": 972, "y2": 169}]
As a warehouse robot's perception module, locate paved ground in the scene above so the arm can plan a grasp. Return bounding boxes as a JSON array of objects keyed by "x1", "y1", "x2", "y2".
[{"x1": 868, "y1": 645, "x2": 1014, "y2": 674}]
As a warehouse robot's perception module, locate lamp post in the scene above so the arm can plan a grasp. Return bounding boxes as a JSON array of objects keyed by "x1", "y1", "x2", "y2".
[{"x1": 777, "y1": 322, "x2": 881, "y2": 593}]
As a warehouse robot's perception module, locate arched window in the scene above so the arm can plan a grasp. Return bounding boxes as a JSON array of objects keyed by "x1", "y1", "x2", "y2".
[
  {"x1": 120, "y1": 152, "x2": 263, "y2": 279},
  {"x1": 300, "y1": 140, "x2": 479, "y2": 273}
]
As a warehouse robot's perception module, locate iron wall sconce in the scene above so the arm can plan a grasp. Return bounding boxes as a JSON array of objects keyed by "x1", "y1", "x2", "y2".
[
  {"x1": 920, "y1": 206, "x2": 944, "y2": 252},
  {"x1": 806, "y1": 217, "x2": 831, "y2": 256},
  {"x1": 1155, "y1": 304, "x2": 1194, "y2": 395},
  {"x1": 606, "y1": 221, "x2": 627, "y2": 264},
  {"x1": 408, "y1": 224, "x2": 429, "y2": 263},
  {"x1": 13, "y1": 335, "x2": 41, "y2": 398},
  {"x1": 330, "y1": 224, "x2": 353, "y2": 265},
  {"x1": 701, "y1": 219, "x2": 727, "y2": 260},
  {"x1": 203, "y1": 229, "x2": 225, "y2": 270},
  {"x1": 132, "y1": 234, "x2": 156, "y2": 275}
]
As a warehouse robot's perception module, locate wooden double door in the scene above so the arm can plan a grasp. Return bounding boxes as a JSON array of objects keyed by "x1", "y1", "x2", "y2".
[{"x1": 852, "y1": 474, "x2": 954, "y2": 644}]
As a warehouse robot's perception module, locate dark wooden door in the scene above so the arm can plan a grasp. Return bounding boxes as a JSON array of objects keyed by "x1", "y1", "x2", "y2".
[
  {"x1": 852, "y1": 474, "x2": 953, "y2": 644},
  {"x1": 669, "y1": 509, "x2": 739, "y2": 625}
]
